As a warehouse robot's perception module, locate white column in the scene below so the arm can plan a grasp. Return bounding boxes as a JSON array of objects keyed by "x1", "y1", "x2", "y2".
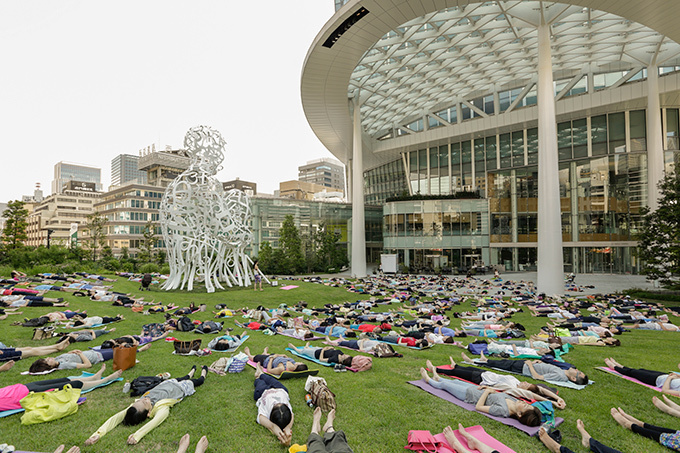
[
  {"x1": 351, "y1": 94, "x2": 367, "y2": 278},
  {"x1": 536, "y1": 21, "x2": 564, "y2": 296},
  {"x1": 646, "y1": 65, "x2": 664, "y2": 211}
]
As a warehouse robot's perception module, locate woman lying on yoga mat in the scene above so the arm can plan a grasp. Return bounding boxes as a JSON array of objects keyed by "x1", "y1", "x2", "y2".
[
  {"x1": 56, "y1": 328, "x2": 115, "y2": 344},
  {"x1": 244, "y1": 347, "x2": 308, "y2": 375},
  {"x1": 0, "y1": 364, "x2": 122, "y2": 411},
  {"x1": 610, "y1": 407, "x2": 680, "y2": 451},
  {"x1": 426, "y1": 358, "x2": 565, "y2": 409},
  {"x1": 253, "y1": 363, "x2": 294, "y2": 446},
  {"x1": 0, "y1": 340, "x2": 70, "y2": 369},
  {"x1": 287, "y1": 343, "x2": 373, "y2": 370},
  {"x1": 61, "y1": 314, "x2": 124, "y2": 328},
  {"x1": 29, "y1": 341, "x2": 152, "y2": 373},
  {"x1": 419, "y1": 367, "x2": 542, "y2": 426},
  {"x1": 99, "y1": 331, "x2": 165, "y2": 349},
  {"x1": 463, "y1": 352, "x2": 589, "y2": 386},
  {"x1": 604, "y1": 357, "x2": 680, "y2": 396},
  {"x1": 538, "y1": 420, "x2": 622, "y2": 453},
  {"x1": 85, "y1": 365, "x2": 208, "y2": 446},
  {"x1": 208, "y1": 331, "x2": 247, "y2": 350}
]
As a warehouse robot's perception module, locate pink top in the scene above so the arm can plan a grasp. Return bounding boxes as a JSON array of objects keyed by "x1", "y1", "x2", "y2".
[{"x1": 0, "y1": 384, "x2": 30, "y2": 411}]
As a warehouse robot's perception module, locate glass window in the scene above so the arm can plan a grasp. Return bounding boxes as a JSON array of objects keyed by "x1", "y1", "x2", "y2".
[
  {"x1": 608, "y1": 112, "x2": 626, "y2": 153},
  {"x1": 630, "y1": 110, "x2": 647, "y2": 151},
  {"x1": 451, "y1": 142, "x2": 461, "y2": 191},
  {"x1": 486, "y1": 136, "x2": 497, "y2": 170},
  {"x1": 558, "y1": 121, "x2": 572, "y2": 161},
  {"x1": 592, "y1": 115, "x2": 608, "y2": 156},
  {"x1": 527, "y1": 128, "x2": 538, "y2": 166},
  {"x1": 499, "y1": 133, "x2": 511, "y2": 168},
  {"x1": 666, "y1": 109, "x2": 679, "y2": 150},
  {"x1": 430, "y1": 148, "x2": 440, "y2": 195},
  {"x1": 512, "y1": 131, "x2": 525, "y2": 167},
  {"x1": 462, "y1": 141, "x2": 472, "y2": 188},
  {"x1": 573, "y1": 119, "x2": 588, "y2": 158},
  {"x1": 438, "y1": 145, "x2": 450, "y2": 194}
]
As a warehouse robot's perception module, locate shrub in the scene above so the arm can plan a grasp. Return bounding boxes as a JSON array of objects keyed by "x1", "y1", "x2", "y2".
[{"x1": 139, "y1": 263, "x2": 160, "y2": 274}]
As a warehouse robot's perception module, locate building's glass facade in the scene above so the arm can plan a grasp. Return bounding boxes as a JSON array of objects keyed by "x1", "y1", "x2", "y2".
[
  {"x1": 111, "y1": 154, "x2": 147, "y2": 186},
  {"x1": 52, "y1": 162, "x2": 102, "y2": 194}
]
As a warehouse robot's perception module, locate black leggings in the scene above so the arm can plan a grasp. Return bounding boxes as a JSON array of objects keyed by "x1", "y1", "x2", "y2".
[
  {"x1": 559, "y1": 437, "x2": 622, "y2": 453},
  {"x1": 175, "y1": 373, "x2": 205, "y2": 388},
  {"x1": 25, "y1": 378, "x2": 84, "y2": 392},
  {"x1": 483, "y1": 359, "x2": 525, "y2": 374},
  {"x1": 631, "y1": 422, "x2": 677, "y2": 442},
  {"x1": 436, "y1": 364, "x2": 484, "y2": 384},
  {"x1": 613, "y1": 366, "x2": 664, "y2": 387}
]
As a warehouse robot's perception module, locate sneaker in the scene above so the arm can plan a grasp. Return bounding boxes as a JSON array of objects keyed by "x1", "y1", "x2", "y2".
[
  {"x1": 156, "y1": 372, "x2": 171, "y2": 380},
  {"x1": 333, "y1": 364, "x2": 347, "y2": 372}
]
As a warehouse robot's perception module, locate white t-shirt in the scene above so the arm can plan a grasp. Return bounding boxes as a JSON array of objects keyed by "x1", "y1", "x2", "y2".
[
  {"x1": 256, "y1": 388, "x2": 293, "y2": 424},
  {"x1": 656, "y1": 374, "x2": 680, "y2": 390},
  {"x1": 481, "y1": 371, "x2": 521, "y2": 388}
]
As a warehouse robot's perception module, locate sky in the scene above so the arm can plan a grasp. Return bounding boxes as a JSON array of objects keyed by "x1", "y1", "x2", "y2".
[{"x1": 0, "y1": 1, "x2": 337, "y2": 200}]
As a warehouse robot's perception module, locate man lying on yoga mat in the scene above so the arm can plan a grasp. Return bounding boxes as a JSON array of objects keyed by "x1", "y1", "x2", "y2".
[
  {"x1": 419, "y1": 367, "x2": 541, "y2": 426},
  {"x1": 604, "y1": 357, "x2": 680, "y2": 396},
  {"x1": 426, "y1": 358, "x2": 565, "y2": 409},
  {"x1": 244, "y1": 347, "x2": 308, "y2": 375},
  {"x1": 462, "y1": 352, "x2": 589, "y2": 386},
  {"x1": 29, "y1": 341, "x2": 152, "y2": 373}
]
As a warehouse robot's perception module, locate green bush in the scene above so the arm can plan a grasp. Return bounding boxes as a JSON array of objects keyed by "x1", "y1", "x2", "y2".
[
  {"x1": 103, "y1": 258, "x2": 122, "y2": 271},
  {"x1": 139, "y1": 263, "x2": 160, "y2": 274},
  {"x1": 160, "y1": 264, "x2": 170, "y2": 275},
  {"x1": 122, "y1": 262, "x2": 134, "y2": 272}
]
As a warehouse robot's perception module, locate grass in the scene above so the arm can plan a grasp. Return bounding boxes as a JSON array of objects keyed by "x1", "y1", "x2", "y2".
[{"x1": 1, "y1": 276, "x2": 679, "y2": 452}]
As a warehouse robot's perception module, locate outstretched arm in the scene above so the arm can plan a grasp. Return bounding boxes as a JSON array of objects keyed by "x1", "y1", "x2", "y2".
[
  {"x1": 85, "y1": 407, "x2": 128, "y2": 445},
  {"x1": 128, "y1": 405, "x2": 171, "y2": 444}
]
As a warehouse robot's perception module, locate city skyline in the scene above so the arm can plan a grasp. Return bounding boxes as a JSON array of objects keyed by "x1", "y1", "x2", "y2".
[{"x1": 0, "y1": 1, "x2": 336, "y2": 202}]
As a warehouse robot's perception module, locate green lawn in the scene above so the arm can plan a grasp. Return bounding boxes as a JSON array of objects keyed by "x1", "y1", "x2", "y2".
[{"x1": 0, "y1": 277, "x2": 678, "y2": 452}]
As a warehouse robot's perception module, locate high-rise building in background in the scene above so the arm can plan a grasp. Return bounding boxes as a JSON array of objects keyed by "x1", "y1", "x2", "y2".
[
  {"x1": 298, "y1": 158, "x2": 345, "y2": 194},
  {"x1": 111, "y1": 154, "x2": 147, "y2": 186},
  {"x1": 52, "y1": 162, "x2": 102, "y2": 194},
  {"x1": 334, "y1": 0, "x2": 349, "y2": 11}
]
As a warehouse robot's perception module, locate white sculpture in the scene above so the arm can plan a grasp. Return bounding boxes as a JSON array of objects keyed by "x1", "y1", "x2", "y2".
[{"x1": 160, "y1": 125, "x2": 254, "y2": 292}]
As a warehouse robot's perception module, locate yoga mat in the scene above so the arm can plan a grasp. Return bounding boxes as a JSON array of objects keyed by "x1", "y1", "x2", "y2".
[
  {"x1": 595, "y1": 366, "x2": 663, "y2": 392},
  {"x1": 431, "y1": 425, "x2": 517, "y2": 453},
  {"x1": 280, "y1": 285, "x2": 299, "y2": 290},
  {"x1": 246, "y1": 360, "x2": 319, "y2": 379},
  {"x1": 276, "y1": 331, "x2": 324, "y2": 341},
  {"x1": 209, "y1": 334, "x2": 249, "y2": 353},
  {"x1": 286, "y1": 348, "x2": 359, "y2": 373},
  {"x1": 407, "y1": 380, "x2": 563, "y2": 436},
  {"x1": 463, "y1": 361, "x2": 592, "y2": 390}
]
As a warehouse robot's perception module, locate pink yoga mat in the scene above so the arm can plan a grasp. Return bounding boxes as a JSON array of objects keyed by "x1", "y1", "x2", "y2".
[
  {"x1": 595, "y1": 366, "x2": 662, "y2": 392},
  {"x1": 280, "y1": 285, "x2": 299, "y2": 290},
  {"x1": 431, "y1": 425, "x2": 517, "y2": 453}
]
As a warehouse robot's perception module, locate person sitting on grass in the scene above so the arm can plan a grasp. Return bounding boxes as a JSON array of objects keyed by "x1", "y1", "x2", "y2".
[
  {"x1": 0, "y1": 340, "x2": 70, "y2": 372},
  {"x1": 85, "y1": 365, "x2": 208, "y2": 446},
  {"x1": 462, "y1": 351, "x2": 589, "y2": 386},
  {"x1": 538, "y1": 419, "x2": 622, "y2": 453},
  {"x1": 426, "y1": 358, "x2": 565, "y2": 409},
  {"x1": 253, "y1": 362, "x2": 294, "y2": 446},
  {"x1": 419, "y1": 367, "x2": 541, "y2": 426},
  {"x1": 244, "y1": 346, "x2": 308, "y2": 376},
  {"x1": 307, "y1": 406, "x2": 354, "y2": 452},
  {"x1": 604, "y1": 357, "x2": 680, "y2": 396},
  {"x1": 610, "y1": 406, "x2": 680, "y2": 451},
  {"x1": 0, "y1": 364, "x2": 122, "y2": 411}
]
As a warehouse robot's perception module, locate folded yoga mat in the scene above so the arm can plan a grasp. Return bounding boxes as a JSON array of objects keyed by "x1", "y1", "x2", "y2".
[
  {"x1": 209, "y1": 334, "x2": 249, "y2": 353},
  {"x1": 407, "y1": 380, "x2": 563, "y2": 436},
  {"x1": 246, "y1": 360, "x2": 319, "y2": 379},
  {"x1": 430, "y1": 425, "x2": 517, "y2": 453},
  {"x1": 595, "y1": 366, "x2": 663, "y2": 392},
  {"x1": 464, "y1": 361, "x2": 593, "y2": 390}
]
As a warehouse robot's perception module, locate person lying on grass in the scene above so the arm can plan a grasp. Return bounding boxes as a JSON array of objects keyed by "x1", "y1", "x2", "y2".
[
  {"x1": 462, "y1": 351, "x2": 589, "y2": 386},
  {"x1": 610, "y1": 406, "x2": 680, "y2": 451},
  {"x1": 0, "y1": 364, "x2": 122, "y2": 411},
  {"x1": 287, "y1": 342, "x2": 373, "y2": 370},
  {"x1": 60, "y1": 314, "x2": 124, "y2": 329},
  {"x1": 28, "y1": 342, "x2": 152, "y2": 373},
  {"x1": 419, "y1": 367, "x2": 541, "y2": 426},
  {"x1": 307, "y1": 407, "x2": 354, "y2": 453},
  {"x1": 244, "y1": 346, "x2": 308, "y2": 375},
  {"x1": 85, "y1": 365, "x2": 208, "y2": 446},
  {"x1": 99, "y1": 330, "x2": 168, "y2": 349},
  {"x1": 253, "y1": 362, "x2": 294, "y2": 446},
  {"x1": 653, "y1": 393, "x2": 680, "y2": 418},
  {"x1": 17, "y1": 310, "x2": 87, "y2": 327},
  {"x1": 276, "y1": 326, "x2": 315, "y2": 340},
  {"x1": 56, "y1": 328, "x2": 116, "y2": 345},
  {"x1": 604, "y1": 357, "x2": 680, "y2": 396},
  {"x1": 538, "y1": 419, "x2": 621, "y2": 453},
  {"x1": 425, "y1": 358, "x2": 565, "y2": 409},
  {"x1": 326, "y1": 334, "x2": 420, "y2": 352},
  {"x1": 207, "y1": 331, "x2": 247, "y2": 350},
  {"x1": 0, "y1": 295, "x2": 68, "y2": 308},
  {"x1": 0, "y1": 340, "x2": 70, "y2": 371}
]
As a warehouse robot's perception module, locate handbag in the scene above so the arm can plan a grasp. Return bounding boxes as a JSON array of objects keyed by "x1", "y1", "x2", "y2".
[
  {"x1": 405, "y1": 430, "x2": 441, "y2": 453},
  {"x1": 113, "y1": 345, "x2": 138, "y2": 371},
  {"x1": 32, "y1": 326, "x2": 55, "y2": 340},
  {"x1": 173, "y1": 339, "x2": 202, "y2": 355},
  {"x1": 20, "y1": 384, "x2": 81, "y2": 425}
]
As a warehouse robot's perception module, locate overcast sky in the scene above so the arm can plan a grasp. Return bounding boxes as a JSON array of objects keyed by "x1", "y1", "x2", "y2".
[{"x1": 0, "y1": 1, "x2": 337, "y2": 201}]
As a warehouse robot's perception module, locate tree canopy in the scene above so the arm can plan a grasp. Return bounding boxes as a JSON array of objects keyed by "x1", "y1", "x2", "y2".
[{"x1": 2, "y1": 200, "x2": 29, "y2": 249}]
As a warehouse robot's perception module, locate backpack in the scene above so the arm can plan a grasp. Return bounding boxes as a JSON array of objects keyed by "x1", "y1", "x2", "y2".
[
  {"x1": 177, "y1": 316, "x2": 194, "y2": 332},
  {"x1": 373, "y1": 343, "x2": 398, "y2": 358},
  {"x1": 129, "y1": 375, "x2": 163, "y2": 396},
  {"x1": 306, "y1": 377, "x2": 336, "y2": 412}
]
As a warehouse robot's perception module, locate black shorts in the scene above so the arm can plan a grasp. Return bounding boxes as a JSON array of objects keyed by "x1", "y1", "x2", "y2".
[{"x1": 0, "y1": 348, "x2": 22, "y2": 362}]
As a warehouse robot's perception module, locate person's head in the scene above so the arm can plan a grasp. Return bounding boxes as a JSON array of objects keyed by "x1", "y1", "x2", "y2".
[
  {"x1": 100, "y1": 340, "x2": 116, "y2": 349},
  {"x1": 415, "y1": 339, "x2": 429, "y2": 349},
  {"x1": 443, "y1": 336, "x2": 454, "y2": 344},
  {"x1": 214, "y1": 339, "x2": 230, "y2": 351},
  {"x1": 270, "y1": 403, "x2": 292, "y2": 431},
  {"x1": 512, "y1": 401, "x2": 542, "y2": 426},
  {"x1": 373, "y1": 328, "x2": 382, "y2": 335},
  {"x1": 566, "y1": 368, "x2": 588, "y2": 385},
  {"x1": 303, "y1": 332, "x2": 313, "y2": 340},
  {"x1": 293, "y1": 363, "x2": 308, "y2": 372},
  {"x1": 203, "y1": 325, "x2": 213, "y2": 333},
  {"x1": 518, "y1": 382, "x2": 540, "y2": 393},
  {"x1": 29, "y1": 357, "x2": 59, "y2": 373},
  {"x1": 340, "y1": 354, "x2": 353, "y2": 367},
  {"x1": 123, "y1": 398, "x2": 153, "y2": 425},
  {"x1": 604, "y1": 337, "x2": 621, "y2": 347}
]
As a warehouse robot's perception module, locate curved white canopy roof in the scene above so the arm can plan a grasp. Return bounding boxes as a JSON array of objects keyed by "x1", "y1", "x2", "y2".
[{"x1": 301, "y1": 0, "x2": 680, "y2": 167}]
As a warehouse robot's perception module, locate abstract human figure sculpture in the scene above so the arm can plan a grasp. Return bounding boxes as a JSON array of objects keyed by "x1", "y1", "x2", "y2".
[{"x1": 160, "y1": 125, "x2": 254, "y2": 292}]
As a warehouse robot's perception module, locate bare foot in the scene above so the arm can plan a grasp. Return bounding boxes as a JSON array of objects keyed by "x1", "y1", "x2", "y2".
[
  {"x1": 420, "y1": 367, "x2": 430, "y2": 382},
  {"x1": 0, "y1": 360, "x2": 15, "y2": 372},
  {"x1": 442, "y1": 426, "x2": 471, "y2": 453},
  {"x1": 449, "y1": 356, "x2": 457, "y2": 368},
  {"x1": 461, "y1": 352, "x2": 476, "y2": 362},
  {"x1": 177, "y1": 433, "x2": 191, "y2": 453},
  {"x1": 425, "y1": 359, "x2": 435, "y2": 372},
  {"x1": 194, "y1": 435, "x2": 208, "y2": 453},
  {"x1": 109, "y1": 327, "x2": 116, "y2": 333},
  {"x1": 65, "y1": 447, "x2": 80, "y2": 453},
  {"x1": 322, "y1": 408, "x2": 335, "y2": 433},
  {"x1": 311, "y1": 406, "x2": 322, "y2": 434},
  {"x1": 263, "y1": 347, "x2": 269, "y2": 355},
  {"x1": 610, "y1": 408, "x2": 633, "y2": 430},
  {"x1": 288, "y1": 343, "x2": 297, "y2": 350},
  {"x1": 576, "y1": 419, "x2": 591, "y2": 448},
  {"x1": 538, "y1": 427, "x2": 561, "y2": 453},
  {"x1": 53, "y1": 445, "x2": 65, "y2": 453},
  {"x1": 92, "y1": 363, "x2": 106, "y2": 380},
  {"x1": 617, "y1": 407, "x2": 644, "y2": 426},
  {"x1": 457, "y1": 423, "x2": 488, "y2": 452},
  {"x1": 431, "y1": 366, "x2": 441, "y2": 381},
  {"x1": 254, "y1": 363, "x2": 264, "y2": 379}
]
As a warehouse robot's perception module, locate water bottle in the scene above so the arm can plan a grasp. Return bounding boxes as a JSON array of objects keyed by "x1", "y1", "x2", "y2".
[
  {"x1": 305, "y1": 393, "x2": 314, "y2": 408},
  {"x1": 122, "y1": 381, "x2": 131, "y2": 393}
]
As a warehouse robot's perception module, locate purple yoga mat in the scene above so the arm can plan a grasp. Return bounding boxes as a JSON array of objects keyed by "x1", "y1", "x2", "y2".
[{"x1": 407, "y1": 380, "x2": 563, "y2": 436}]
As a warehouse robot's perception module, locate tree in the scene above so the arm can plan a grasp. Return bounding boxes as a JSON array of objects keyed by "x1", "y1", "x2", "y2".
[
  {"x1": 279, "y1": 214, "x2": 305, "y2": 274},
  {"x1": 637, "y1": 173, "x2": 680, "y2": 289},
  {"x1": 138, "y1": 220, "x2": 156, "y2": 264},
  {"x1": 258, "y1": 241, "x2": 274, "y2": 273},
  {"x1": 2, "y1": 200, "x2": 29, "y2": 249},
  {"x1": 84, "y1": 211, "x2": 108, "y2": 261}
]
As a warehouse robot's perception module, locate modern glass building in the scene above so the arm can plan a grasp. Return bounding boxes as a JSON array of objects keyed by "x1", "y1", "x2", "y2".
[
  {"x1": 111, "y1": 154, "x2": 147, "y2": 186},
  {"x1": 302, "y1": 0, "x2": 680, "y2": 285},
  {"x1": 52, "y1": 162, "x2": 102, "y2": 194}
]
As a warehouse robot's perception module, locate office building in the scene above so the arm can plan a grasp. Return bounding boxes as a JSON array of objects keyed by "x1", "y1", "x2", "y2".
[
  {"x1": 298, "y1": 158, "x2": 345, "y2": 194},
  {"x1": 52, "y1": 162, "x2": 101, "y2": 194},
  {"x1": 223, "y1": 179, "x2": 257, "y2": 196},
  {"x1": 111, "y1": 154, "x2": 147, "y2": 186}
]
